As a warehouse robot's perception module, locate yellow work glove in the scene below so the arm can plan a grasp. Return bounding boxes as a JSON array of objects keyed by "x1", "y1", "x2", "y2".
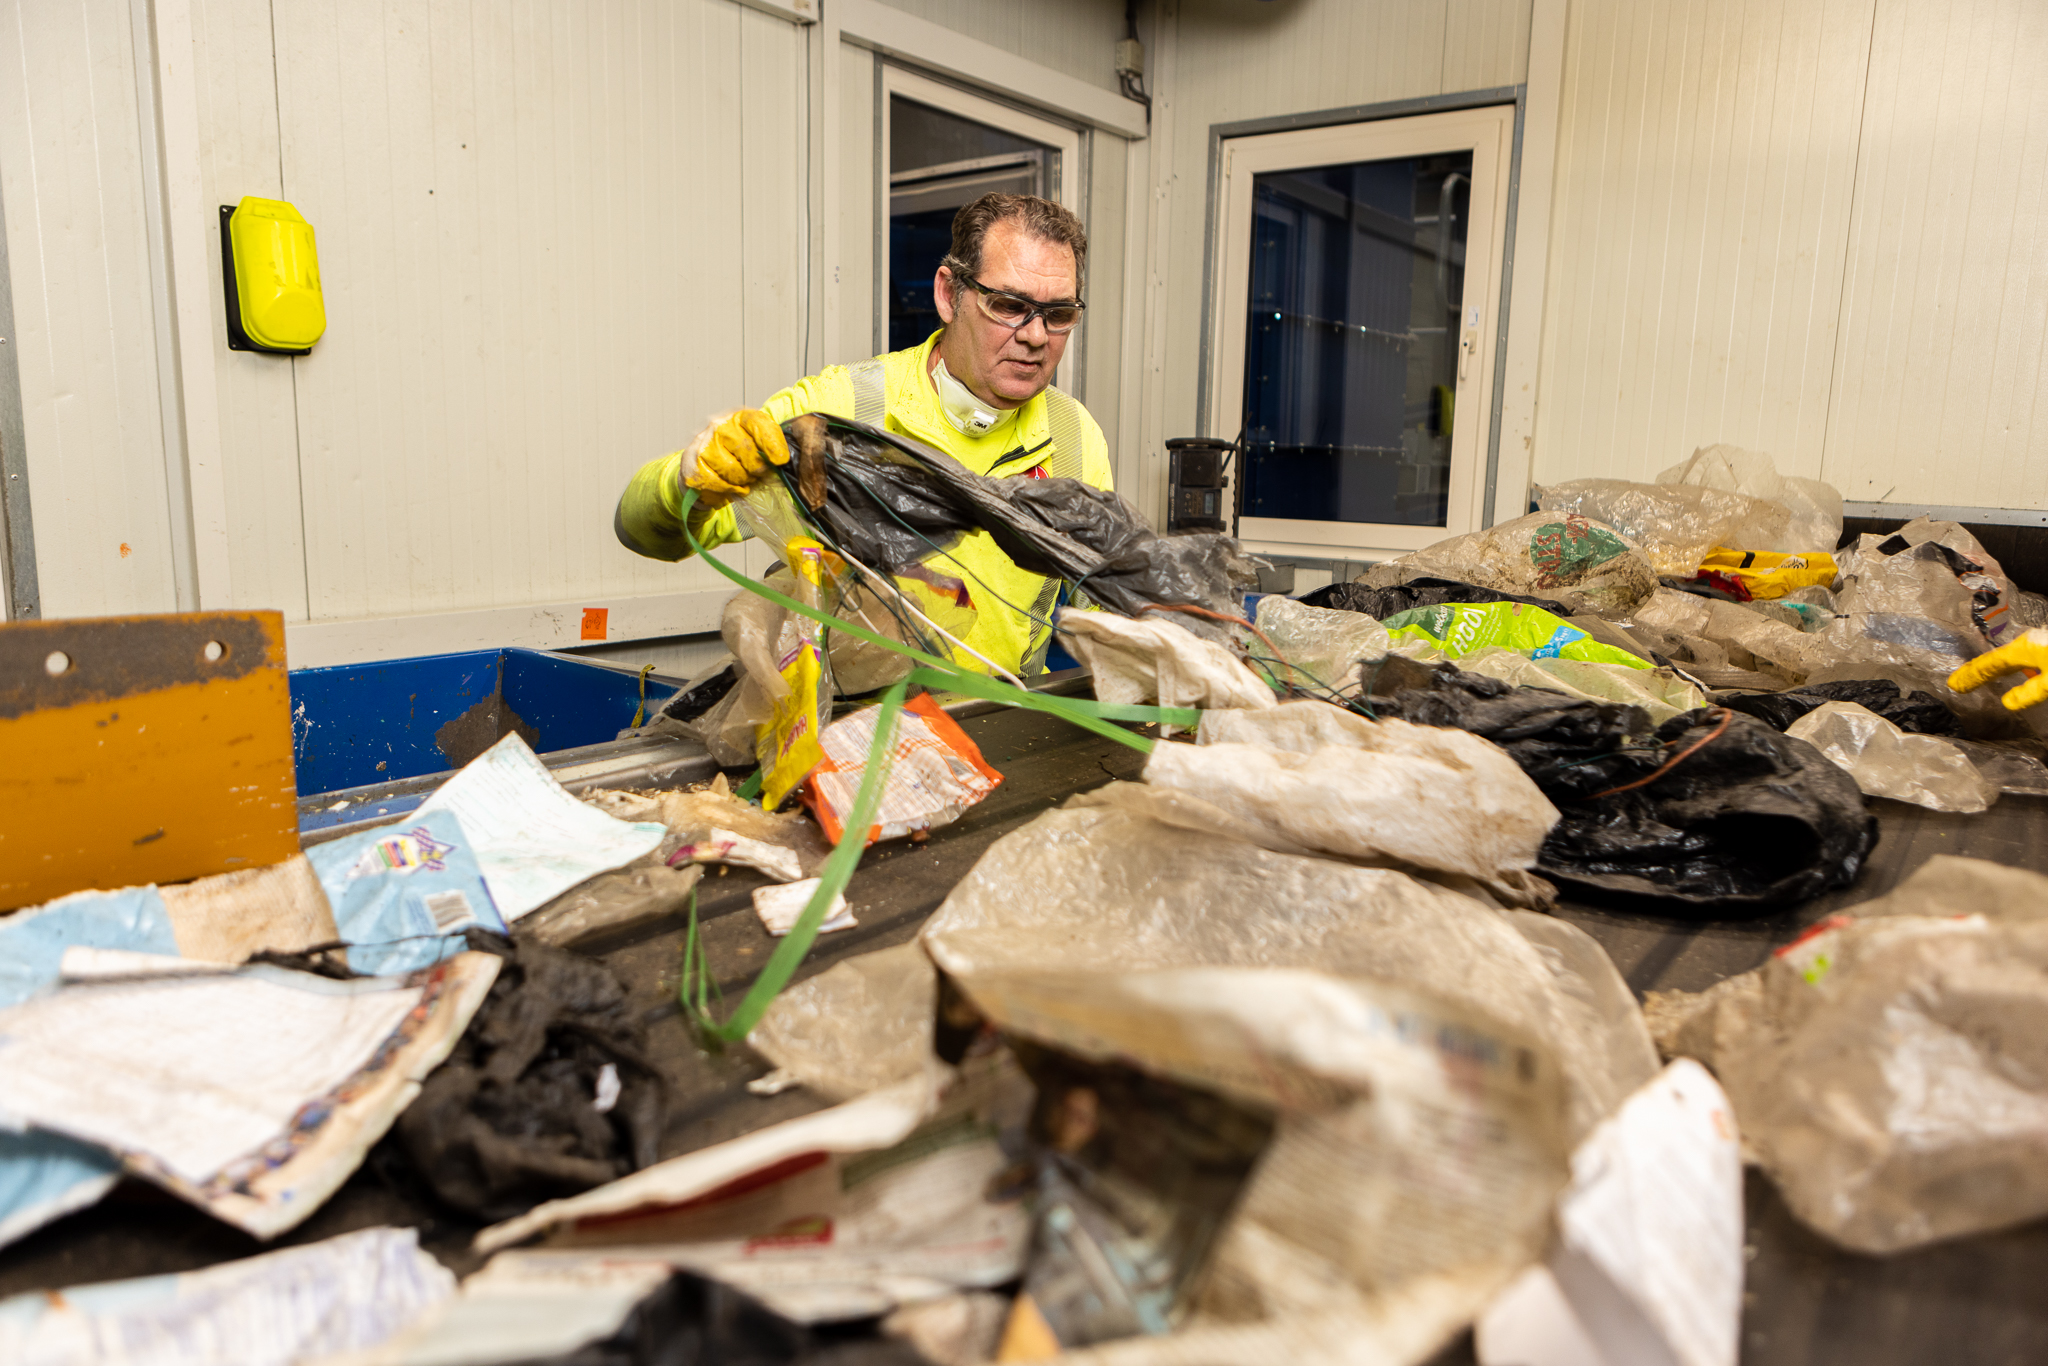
[
  {"x1": 677, "y1": 409, "x2": 790, "y2": 510},
  {"x1": 1948, "y1": 628, "x2": 2048, "y2": 711}
]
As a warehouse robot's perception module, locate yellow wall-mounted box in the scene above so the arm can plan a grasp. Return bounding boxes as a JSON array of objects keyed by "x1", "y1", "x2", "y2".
[{"x1": 223, "y1": 196, "x2": 325, "y2": 354}]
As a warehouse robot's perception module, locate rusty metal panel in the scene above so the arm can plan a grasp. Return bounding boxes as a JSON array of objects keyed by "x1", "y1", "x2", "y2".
[{"x1": 0, "y1": 611, "x2": 299, "y2": 912}]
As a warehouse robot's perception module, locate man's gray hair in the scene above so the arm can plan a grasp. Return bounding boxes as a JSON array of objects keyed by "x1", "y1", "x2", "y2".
[{"x1": 941, "y1": 193, "x2": 1086, "y2": 297}]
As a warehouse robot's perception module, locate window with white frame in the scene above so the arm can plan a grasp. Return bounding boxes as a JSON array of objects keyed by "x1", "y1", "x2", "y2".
[{"x1": 1210, "y1": 106, "x2": 1514, "y2": 561}]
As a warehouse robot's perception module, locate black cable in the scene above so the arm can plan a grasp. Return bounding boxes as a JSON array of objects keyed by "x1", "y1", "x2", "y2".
[{"x1": 1120, "y1": 1, "x2": 1153, "y2": 112}]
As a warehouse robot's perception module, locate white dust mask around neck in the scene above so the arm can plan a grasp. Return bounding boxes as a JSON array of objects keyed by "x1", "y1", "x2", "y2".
[{"x1": 932, "y1": 356, "x2": 1017, "y2": 439}]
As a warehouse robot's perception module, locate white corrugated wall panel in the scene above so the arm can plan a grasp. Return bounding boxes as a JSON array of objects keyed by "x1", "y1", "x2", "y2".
[
  {"x1": 1531, "y1": 0, "x2": 1876, "y2": 488},
  {"x1": 838, "y1": 39, "x2": 876, "y2": 363},
  {"x1": 1444, "y1": 0, "x2": 1534, "y2": 92},
  {"x1": 0, "y1": 0, "x2": 177, "y2": 617},
  {"x1": 872, "y1": 0, "x2": 1125, "y2": 92},
  {"x1": 257, "y1": 0, "x2": 802, "y2": 623},
  {"x1": 1083, "y1": 133, "x2": 1129, "y2": 433},
  {"x1": 1823, "y1": 0, "x2": 2048, "y2": 507}
]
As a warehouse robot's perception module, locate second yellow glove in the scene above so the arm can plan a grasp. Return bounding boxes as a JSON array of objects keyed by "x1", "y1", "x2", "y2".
[{"x1": 1947, "y1": 627, "x2": 2048, "y2": 711}]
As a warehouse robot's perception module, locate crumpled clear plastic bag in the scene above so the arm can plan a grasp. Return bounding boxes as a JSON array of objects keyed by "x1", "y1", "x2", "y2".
[
  {"x1": 1645, "y1": 855, "x2": 2048, "y2": 1254},
  {"x1": 922, "y1": 807, "x2": 1633, "y2": 1356},
  {"x1": 1808, "y1": 518, "x2": 2030, "y2": 733},
  {"x1": 685, "y1": 568, "x2": 834, "y2": 768},
  {"x1": 924, "y1": 791, "x2": 1652, "y2": 1146},
  {"x1": 747, "y1": 941, "x2": 938, "y2": 1101},
  {"x1": 1784, "y1": 701, "x2": 1995, "y2": 812},
  {"x1": 1167, "y1": 701, "x2": 1559, "y2": 895},
  {"x1": 1628, "y1": 586, "x2": 1822, "y2": 683},
  {"x1": 1358, "y1": 511, "x2": 1660, "y2": 618},
  {"x1": 1655, "y1": 444, "x2": 1843, "y2": 553},
  {"x1": 1250, "y1": 594, "x2": 1394, "y2": 695},
  {"x1": 1535, "y1": 477, "x2": 1791, "y2": 576}
]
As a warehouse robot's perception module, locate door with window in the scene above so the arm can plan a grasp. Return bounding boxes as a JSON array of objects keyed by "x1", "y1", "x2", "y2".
[
  {"x1": 1210, "y1": 106, "x2": 1514, "y2": 560},
  {"x1": 880, "y1": 68, "x2": 1081, "y2": 387}
]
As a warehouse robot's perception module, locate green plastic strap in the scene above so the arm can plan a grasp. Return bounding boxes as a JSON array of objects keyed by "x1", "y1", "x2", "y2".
[
  {"x1": 685, "y1": 675, "x2": 911, "y2": 1044},
  {"x1": 676, "y1": 490, "x2": 1193, "y2": 748},
  {"x1": 734, "y1": 768, "x2": 764, "y2": 802},
  {"x1": 921, "y1": 665, "x2": 1199, "y2": 732}
]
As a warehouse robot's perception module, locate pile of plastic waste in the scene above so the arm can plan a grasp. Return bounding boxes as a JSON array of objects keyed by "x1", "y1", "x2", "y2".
[
  {"x1": 10, "y1": 434, "x2": 2048, "y2": 1366},
  {"x1": 1284, "y1": 445, "x2": 2048, "y2": 817}
]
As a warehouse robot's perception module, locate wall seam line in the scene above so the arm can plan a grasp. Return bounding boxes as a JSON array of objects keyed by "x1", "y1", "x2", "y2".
[{"x1": 1816, "y1": 0, "x2": 1882, "y2": 497}]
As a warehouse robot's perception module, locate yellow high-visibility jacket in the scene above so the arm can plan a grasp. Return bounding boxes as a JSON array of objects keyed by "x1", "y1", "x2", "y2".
[{"x1": 615, "y1": 331, "x2": 1114, "y2": 675}]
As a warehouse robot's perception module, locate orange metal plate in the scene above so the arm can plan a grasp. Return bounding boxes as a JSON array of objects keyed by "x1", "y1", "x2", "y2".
[{"x1": 0, "y1": 611, "x2": 301, "y2": 912}]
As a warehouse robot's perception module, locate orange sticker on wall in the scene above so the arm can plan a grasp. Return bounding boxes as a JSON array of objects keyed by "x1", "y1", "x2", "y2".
[{"x1": 580, "y1": 607, "x2": 608, "y2": 641}]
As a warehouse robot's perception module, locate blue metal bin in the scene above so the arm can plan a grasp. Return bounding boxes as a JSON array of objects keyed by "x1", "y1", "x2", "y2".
[{"x1": 289, "y1": 648, "x2": 679, "y2": 798}]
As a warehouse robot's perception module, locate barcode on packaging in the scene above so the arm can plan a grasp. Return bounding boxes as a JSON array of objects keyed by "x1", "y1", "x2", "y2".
[{"x1": 422, "y1": 890, "x2": 476, "y2": 932}]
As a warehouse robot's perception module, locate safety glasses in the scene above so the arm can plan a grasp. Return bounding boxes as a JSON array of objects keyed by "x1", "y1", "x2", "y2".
[{"x1": 955, "y1": 273, "x2": 1086, "y2": 334}]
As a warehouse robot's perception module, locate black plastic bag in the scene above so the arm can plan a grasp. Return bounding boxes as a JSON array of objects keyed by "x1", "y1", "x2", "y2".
[
  {"x1": 1298, "y1": 576, "x2": 1576, "y2": 620},
  {"x1": 1718, "y1": 678, "x2": 1962, "y2": 737},
  {"x1": 1369, "y1": 662, "x2": 1877, "y2": 912},
  {"x1": 396, "y1": 932, "x2": 666, "y2": 1220},
  {"x1": 774, "y1": 415, "x2": 1252, "y2": 634}
]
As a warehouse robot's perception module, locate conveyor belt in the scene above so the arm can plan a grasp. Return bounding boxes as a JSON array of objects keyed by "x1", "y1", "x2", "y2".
[{"x1": 5, "y1": 698, "x2": 2046, "y2": 1364}]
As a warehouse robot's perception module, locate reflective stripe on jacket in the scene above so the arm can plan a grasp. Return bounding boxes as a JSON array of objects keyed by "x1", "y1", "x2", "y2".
[{"x1": 615, "y1": 331, "x2": 1114, "y2": 674}]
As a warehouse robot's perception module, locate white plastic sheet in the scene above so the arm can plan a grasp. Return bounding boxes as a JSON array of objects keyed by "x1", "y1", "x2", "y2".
[
  {"x1": 1477, "y1": 1061, "x2": 1743, "y2": 1366},
  {"x1": 1057, "y1": 610, "x2": 1276, "y2": 724},
  {"x1": 1785, "y1": 701, "x2": 1995, "y2": 812},
  {"x1": 1167, "y1": 702, "x2": 1557, "y2": 888},
  {"x1": 0, "y1": 953, "x2": 499, "y2": 1238}
]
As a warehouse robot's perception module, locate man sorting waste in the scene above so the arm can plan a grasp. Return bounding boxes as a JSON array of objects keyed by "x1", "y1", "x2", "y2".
[{"x1": 614, "y1": 192, "x2": 1113, "y2": 677}]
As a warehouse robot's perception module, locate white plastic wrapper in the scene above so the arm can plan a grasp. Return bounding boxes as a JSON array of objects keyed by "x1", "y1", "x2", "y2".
[
  {"x1": 0, "y1": 1226, "x2": 454, "y2": 1366},
  {"x1": 1785, "y1": 701, "x2": 1995, "y2": 812},
  {"x1": 475, "y1": 1058, "x2": 1032, "y2": 1324},
  {"x1": 1535, "y1": 478, "x2": 1790, "y2": 576},
  {"x1": 1655, "y1": 444, "x2": 1843, "y2": 553},
  {"x1": 1646, "y1": 856, "x2": 2048, "y2": 1253},
  {"x1": 1056, "y1": 610, "x2": 1276, "y2": 725}
]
